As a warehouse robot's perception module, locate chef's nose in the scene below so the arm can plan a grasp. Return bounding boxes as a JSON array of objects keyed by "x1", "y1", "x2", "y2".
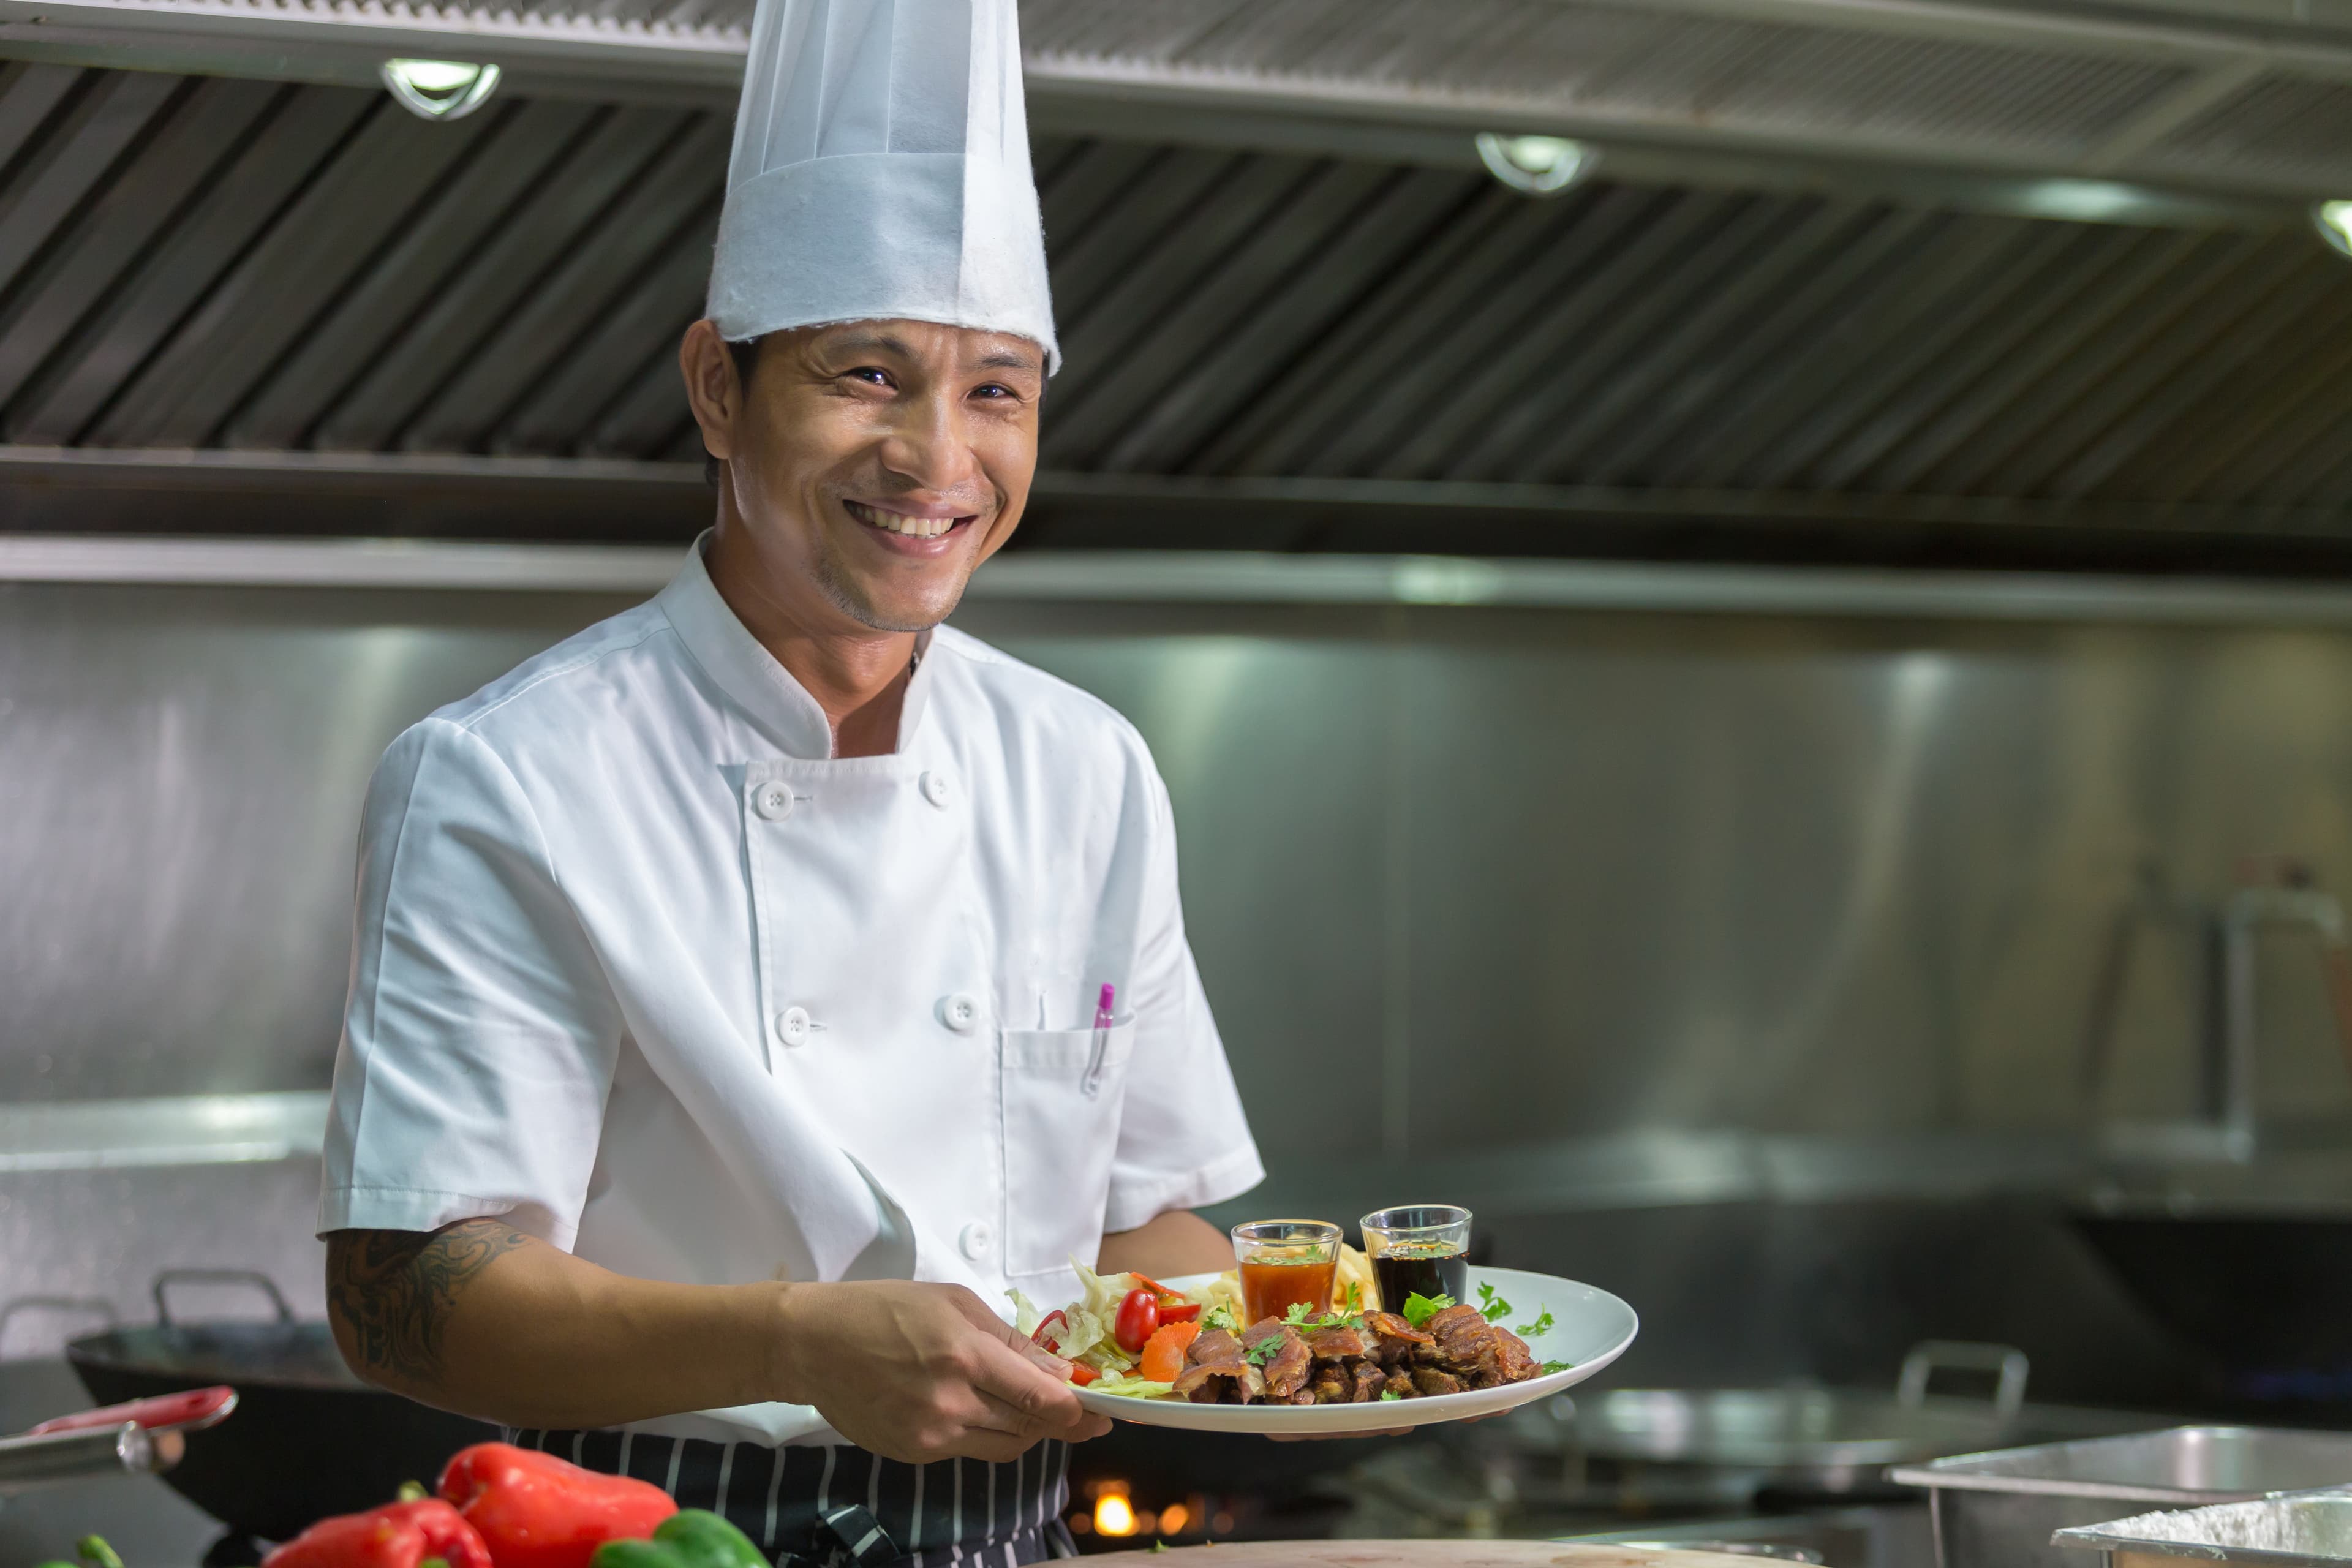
[{"x1": 876, "y1": 385, "x2": 984, "y2": 498}]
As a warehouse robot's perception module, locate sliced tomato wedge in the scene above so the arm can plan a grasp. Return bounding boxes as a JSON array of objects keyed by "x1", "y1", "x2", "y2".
[
  {"x1": 1065, "y1": 1360, "x2": 1099, "y2": 1386},
  {"x1": 1030, "y1": 1310, "x2": 1069, "y2": 1355},
  {"x1": 1156, "y1": 1301, "x2": 1202, "y2": 1324}
]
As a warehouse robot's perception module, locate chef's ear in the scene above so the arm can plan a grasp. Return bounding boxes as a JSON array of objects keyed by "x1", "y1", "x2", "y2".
[{"x1": 680, "y1": 319, "x2": 750, "y2": 473}]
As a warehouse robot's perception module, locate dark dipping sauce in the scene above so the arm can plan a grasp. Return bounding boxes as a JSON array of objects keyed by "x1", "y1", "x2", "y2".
[{"x1": 1373, "y1": 1243, "x2": 1468, "y2": 1310}]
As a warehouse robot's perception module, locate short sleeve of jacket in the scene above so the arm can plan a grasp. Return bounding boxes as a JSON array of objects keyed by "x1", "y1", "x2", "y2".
[
  {"x1": 1103, "y1": 759, "x2": 1264, "y2": 1234},
  {"x1": 319, "y1": 717, "x2": 623, "y2": 1248}
]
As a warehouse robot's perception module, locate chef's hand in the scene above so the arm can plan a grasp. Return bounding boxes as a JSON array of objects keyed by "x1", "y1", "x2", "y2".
[{"x1": 772, "y1": 1280, "x2": 1112, "y2": 1464}]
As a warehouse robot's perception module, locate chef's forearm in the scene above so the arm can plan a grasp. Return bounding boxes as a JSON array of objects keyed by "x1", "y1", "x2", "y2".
[
  {"x1": 1096, "y1": 1208, "x2": 1232, "y2": 1278},
  {"x1": 325, "y1": 1220, "x2": 786, "y2": 1429}
]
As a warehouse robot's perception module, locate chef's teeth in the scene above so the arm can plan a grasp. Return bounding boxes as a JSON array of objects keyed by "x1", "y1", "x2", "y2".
[{"x1": 850, "y1": 500, "x2": 957, "y2": 538}]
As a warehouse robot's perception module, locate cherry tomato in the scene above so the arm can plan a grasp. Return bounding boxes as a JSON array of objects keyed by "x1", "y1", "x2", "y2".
[
  {"x1": 1030, "y1": 1310, "x2": 1068, "y2": 1355},
  {"x1": 1137, "y1": 1320, "x2": 1202, "y2": 1384},
  {"x1": 1156, "y1": 1301, "x2": 1202, "y2": 1324},
  {"x1": 1114, "y1": 1287, "x2": 1159, "y2": 1354}
]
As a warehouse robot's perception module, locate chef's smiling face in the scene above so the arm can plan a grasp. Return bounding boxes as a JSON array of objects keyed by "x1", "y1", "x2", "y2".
[{"x1": 684, "y1": 317, "x2": 1044, "y2": 636}]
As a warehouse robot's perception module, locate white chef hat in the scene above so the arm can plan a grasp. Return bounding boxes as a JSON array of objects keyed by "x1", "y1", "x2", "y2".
[{"x1": 707, "y1": 0, "x2": 1060, "y2": 373}]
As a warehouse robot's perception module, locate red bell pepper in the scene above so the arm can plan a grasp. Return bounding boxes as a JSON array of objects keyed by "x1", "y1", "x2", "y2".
[
  {"x1": 1029, "y1": 1309, "x2": 1069, "y2": 1354},
  {"x1": 439, "y1": 1443, "x2": 676, "y2": 1568},
  {"x1": 261, "y1": 1499, "x2": 492, "y2": 1568}
]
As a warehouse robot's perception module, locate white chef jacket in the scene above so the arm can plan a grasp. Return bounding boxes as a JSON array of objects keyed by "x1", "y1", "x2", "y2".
[{"x1": 319, "y1": 537, "x2": 1264, "y2": 1446}]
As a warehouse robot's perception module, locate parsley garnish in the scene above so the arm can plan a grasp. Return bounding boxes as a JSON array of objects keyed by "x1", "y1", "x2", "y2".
[
  {"x1": 1378, "y1": 1387, "x2": 1402, "y2": 1401},
  {"x1": 1346, "y1": 1280, "x2": 1363, "y2": 1314},
  {"x1": 1201, "y1": 1302, "x2": 1235, "y2": 1332},
  {"x1": 1515, "y1": 1310, "x2": 1553, "y2": 1338},
  {"x1": 1284, "y1": 1298, "x2": 1365, "y2": 1330},
  {"x1": 1400, "y1": 1292, "x2": 1453, "y2": 1329},
  {"x1": 1476, "y1": 1282, "x2": 1512, "y2": 1322},
  {"x1": 1243, "y1": 1334, "x2": 1283, "y2": 1365},
  {"x1": 1539, "y1": 1359, "x2": 1572, "y2": 1374}
]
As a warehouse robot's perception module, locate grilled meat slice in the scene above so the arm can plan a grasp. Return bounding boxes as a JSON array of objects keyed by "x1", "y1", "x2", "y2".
[
  {"x1": 1174, "y1": 1328, "x2": 1267, "y2": 1404},
  {"x1": 1309, "y1": 1365, "x2": 1351, "y2": 1404},
  {"x1": 1242, "y1": 1319, "x2": 1314, "y2": 1401},
  {"x1": 1410, "y1": 1366, "x2": 1466, "y2": 1398},
  {"x1": 1174, "y1": 1358, "x2": 1266, "y2": 1403},
  {"x1": 1382, "y1": 1370, "x2": 1421, "y2": 1400},
  {"x1": 1304, "y1": 1324, "x2": 1376, "y2": 1363},
  {"x1": 1361, "y1": 1311, "x2": 1434, "y2": 1367},
  {"x1": 1423, "y1": 1302, "x2": 1540, "y2": 1389},
  {"x1": 1349, "y1": 1361, "x2": 1386, "y2": 1403}
]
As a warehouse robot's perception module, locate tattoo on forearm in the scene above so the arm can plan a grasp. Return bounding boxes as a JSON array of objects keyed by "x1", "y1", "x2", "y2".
[{"x1": 326, "y1": 1219, "x2": 527, "y2": 1384}]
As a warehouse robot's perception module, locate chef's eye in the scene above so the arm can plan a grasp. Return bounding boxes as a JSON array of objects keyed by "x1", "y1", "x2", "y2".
[
  {"x1": 845, "y1": 366, "x2": 893, "y2": 388},
  {"x1": 972, "y1": 382, "x2": 1018, "y2": 401}
]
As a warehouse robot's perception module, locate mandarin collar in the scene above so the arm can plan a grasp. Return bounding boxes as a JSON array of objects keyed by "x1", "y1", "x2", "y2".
[{"x1": 657, "y1": 532, "x2": 937, "y2": 760}]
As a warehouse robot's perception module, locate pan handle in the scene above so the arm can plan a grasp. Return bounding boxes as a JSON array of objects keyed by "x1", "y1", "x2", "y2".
[
  {"x1": 1896, "y1": 1340, "x2": 2028, "y2": 1421},
  {"x1": 0, "y1": 1297, "x2": 118, "y2": 1359},
  {"x1": 152, "y1": 1270, "x2": 294, "y2": 1327}
]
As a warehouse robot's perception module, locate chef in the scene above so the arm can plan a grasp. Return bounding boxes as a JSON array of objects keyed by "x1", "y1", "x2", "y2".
[{"x1": 315, "y1": 1, "x2": 1264, "y2": 1559}]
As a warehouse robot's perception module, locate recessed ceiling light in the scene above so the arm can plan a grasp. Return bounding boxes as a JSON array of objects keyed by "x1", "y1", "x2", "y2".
[
  {"x1": 2313, "y1": 200, "x2": 2352, "y2": 258},
  {"x1": 1475, "y1": 133, "x2": 1594, "y2": 198},
  {"x1": 2014, "y1": 178, "x2": 2150, "y2": 224},
  {"x1": 380, "y1": 59, "x2": 502, "y2": 123}
]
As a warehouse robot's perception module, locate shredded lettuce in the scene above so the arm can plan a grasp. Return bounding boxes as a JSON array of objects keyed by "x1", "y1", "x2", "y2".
[
  {"x1": 1088, "y1": 1376, "x2": 1177, "y2": 1399},
  {"x1": 1006, "y1": 1289, "x2": 1046, "y2": 1338}
]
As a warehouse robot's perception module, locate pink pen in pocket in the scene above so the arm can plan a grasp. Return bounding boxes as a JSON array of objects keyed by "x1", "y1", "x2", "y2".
[{"x1": 1080, "y1": 982, "x2": 1116, "y2": 1099}]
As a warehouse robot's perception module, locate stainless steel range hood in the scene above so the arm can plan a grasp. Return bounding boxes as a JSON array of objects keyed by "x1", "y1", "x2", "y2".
[{"x1": 10, "y1": 0, "x2": 2352, "y2": 565}]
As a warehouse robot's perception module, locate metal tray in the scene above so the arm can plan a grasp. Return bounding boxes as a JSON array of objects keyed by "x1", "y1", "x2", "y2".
[
  {"x1": 2056, "y1": 1486, "x2": 2352, "y2": 1565},
  {"x1": 1892, "y1": 1429, "x2": 2352, "y2": 1568}
]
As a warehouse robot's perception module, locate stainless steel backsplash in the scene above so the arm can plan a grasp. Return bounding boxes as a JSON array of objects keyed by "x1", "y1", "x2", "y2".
[
  {"x1": 9, "y1": 567, "x2": 2352, "y2": 1363},
  {"x1": 9, "y1": 577, "x2": 2352, "y2": 1145}
]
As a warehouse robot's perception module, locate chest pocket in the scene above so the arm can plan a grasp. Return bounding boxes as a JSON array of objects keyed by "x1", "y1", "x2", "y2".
[{"x1": 1000, "y1": 1019, "x2": 1136, "y2": 1280}]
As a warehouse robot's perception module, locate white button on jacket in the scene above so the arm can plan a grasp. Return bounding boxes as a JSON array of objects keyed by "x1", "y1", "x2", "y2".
[{"x1": 320, "y1": 537, "x2": 1264, "y2": 1449}]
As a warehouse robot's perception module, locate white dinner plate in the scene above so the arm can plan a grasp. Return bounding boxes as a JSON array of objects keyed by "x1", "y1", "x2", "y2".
[{"x1": 1072, "y1": 1266, "x2": 1637, "y2": 1433}]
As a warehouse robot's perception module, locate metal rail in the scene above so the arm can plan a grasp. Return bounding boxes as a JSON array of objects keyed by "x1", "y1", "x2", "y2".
[{"x1": 18, "y1": 530, "x2": 2352, "y2": 627}]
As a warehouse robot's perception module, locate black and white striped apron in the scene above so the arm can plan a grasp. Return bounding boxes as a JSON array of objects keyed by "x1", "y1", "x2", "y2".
[{"x1": 503, "y1": 1425, "x2": 1078, "y2": 1567}]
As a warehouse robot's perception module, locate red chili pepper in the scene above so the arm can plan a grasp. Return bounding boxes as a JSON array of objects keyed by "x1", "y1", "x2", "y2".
[
  {"x1": 1114, "y1": 1286, "x2": 1159, "y2": 1354},
  {"x1": 1029, "y1": 1309, "x2": 1069, "y2": 1354},
  {"x1": 262, "y1": 1499, "x2": 492, "y2": 1568},
  {"x1": 438, "y1": 1443, "x2": 676, "y2": 1568}
]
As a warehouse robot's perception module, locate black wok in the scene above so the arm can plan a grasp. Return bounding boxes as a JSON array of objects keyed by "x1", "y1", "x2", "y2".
[{"x1": 65, "y1": 1270, "x2": 496, "y2": 1545}]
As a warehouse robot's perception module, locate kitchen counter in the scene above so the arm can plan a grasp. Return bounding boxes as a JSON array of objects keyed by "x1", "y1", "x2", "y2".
[{"x1": 1104, "y1": 1545, "x2": 1801, "y2": 1565}]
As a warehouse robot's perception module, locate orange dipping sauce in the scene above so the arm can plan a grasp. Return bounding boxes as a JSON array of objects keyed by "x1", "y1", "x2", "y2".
[{"x1": 1239, "y1": 1257, "x2": 1336, "y2": 1324}]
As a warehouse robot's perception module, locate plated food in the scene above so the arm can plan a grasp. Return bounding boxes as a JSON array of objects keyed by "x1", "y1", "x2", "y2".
[
  {"x1": 1011, "y1": 1265, "x2": 1556, "y2": 1406},
  {"x1": 1012, "y1": 1205, "x2": 1638, "y2": 1432}
]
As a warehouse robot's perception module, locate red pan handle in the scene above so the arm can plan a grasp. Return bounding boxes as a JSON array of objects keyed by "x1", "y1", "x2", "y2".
[{"x1": 27, "y1": 1385, "x2": 237, "y2": 1438}]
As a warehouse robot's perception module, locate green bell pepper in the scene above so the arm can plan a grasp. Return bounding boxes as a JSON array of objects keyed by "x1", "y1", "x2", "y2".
[
  {"x1": 591, "y1": 1510, "x2": 766, "y2": 1568},
  {"x1": 36, "y1": 1536, "x2": 124, "y2": 1568}
]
